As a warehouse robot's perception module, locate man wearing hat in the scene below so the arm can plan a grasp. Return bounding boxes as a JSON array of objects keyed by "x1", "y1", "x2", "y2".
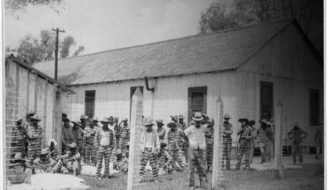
[
  {"x1": 157, "y1": 142, "x2": 173, "y2": 175},
  {"x1": 11, "y1": 119, "x2": 27, "y2": 158},
  {"x1": 257, "y1": 119, "x2": 271, "y2": 163},
  {"x1": 25, "y1": 115, "x2": 43, "y2": 171},
  {"x1": 48, "y1": 139, "x2": 59, "y2": 160},
  {"x1": 62, "y1": 117, "x2": 74, "y2": 153},
  {"x1": 184, "y1": 112, "x2": 209, "y2": 189},
  {"x1": 205, "y1": 118, "x2": 215, "y2": 171},
  {"x1": 177, "y1": 115, "x2": 189, "y2": 163},
  {"x1": 53, "y1": 143, "x2": 82, "y2": 175},
  {"x1": 33, "y1": 148, "x2": 57, "y2": 173},
  {"x1": 139, "y1": 117, "x2": 160, "y2": 183},
  {"x1": 236, "y1": 118, "x2": 252, "y2": 170},
  {"x1": 165, "y1": 121, "x2": 185, "y2": 171},
  {"x1": 114, "y1": 117, "x2": 121, "y2": 150},
  {"x1": 222, "y1": 114, "x2": 233, "y2": 170},
  {"x1": 71, "y1": 120, "x2": 87, "y2": 163},
  {"x1": 288, "y1": 122, "x2": 308, "y2": 164},
  {"x1": 94, "y1": 117, "x2": 115, "y2": 179},
  {"x1": 156, "y1": 119, "x2": 166, "y2": 143},
  {"x1": 248, "y1": 120, "x2": 257, "y2": 164},
  {"x1": 119, "y1": 118, "x2": 130, "y2": 157},
  {"x1": 80, "y1": 115, "x2": 89, "y2": 162},
  {"x1": 84, "y1": 118, "x2": 97, "y2": 165}
]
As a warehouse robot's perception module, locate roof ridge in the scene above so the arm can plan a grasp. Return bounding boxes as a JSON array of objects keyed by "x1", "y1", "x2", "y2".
[{"x1": 34, "y1": 19, "x2": 294, "y2": 66}]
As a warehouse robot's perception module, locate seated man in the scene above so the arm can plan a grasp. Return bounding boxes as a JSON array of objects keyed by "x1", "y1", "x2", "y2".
[
  {"x1": 33, "y1": 148, "x2": 57, "y2": 174},
  {"x1": 48, "y1": 139, "x2": 59, "y2": 160},
  {"x1": 53, "y1": 143, "x2": 82, "y2": 175}
]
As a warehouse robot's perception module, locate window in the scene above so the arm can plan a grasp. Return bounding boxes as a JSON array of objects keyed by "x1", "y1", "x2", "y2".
[
  {"x1": 130, "y1": 86, "x2": 143, "y2": 121},
  {"x1": 310, "y1": 89, "x2": 320, "y2": 125},
  {"x1": 260, "y1": 82, "x2": 273, "y2": 120},
  {"x1": 85, "y1": 90, "x2": 95, "y2": 118},
  {"x1": 188, "y1": 87, "x2": 207, "y2": 122}
]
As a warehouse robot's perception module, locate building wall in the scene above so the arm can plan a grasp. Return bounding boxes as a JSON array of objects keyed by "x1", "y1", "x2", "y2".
[{"x1": 237, "y1": 24, "x2": 323, "y2": 147}]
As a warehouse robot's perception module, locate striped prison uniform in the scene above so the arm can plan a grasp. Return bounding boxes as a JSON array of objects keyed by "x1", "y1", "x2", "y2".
[
  {"x1": 205, "y1": 126, "x2": 214, "y2": 170},
  {"x1": 184, "y1": 124, "x2": 208, "y2": 188},
  {"x1": 117, "y1": 156, "x2": 128, "y2": 173},
  {"x1": 84, "y1": 126, "x2": 97, "y2": 165},
  {"x1": 222, "y1": 122, "x2": 233, "y2": 170},
  {"x1": 33, "y1": 157, "x2": 57, "y2": 174},
  {"x1": 11, "y1": 124, "x2": 27, "y2": 158},
  {"x1": 119, "y1": 125, "x2": 130, "y2": 155},
  {"x1": 177, "y1": 122, "x2": 189, "y2": 163},
  {"x1": 288, "y1": 128, "x2": 307, "y2": 163},
  {"x1": 53, "y1": 152, "x2": 81, "y2": 175},
  {"x1": 94, "y1": 127, "x2": 114, "y2": 177},
  {"x1": 49, "y1": 147, "x2": 59, "y2": 160},
  {"x1": 26, "y1": 124, "x2": 43, "y2": 168},
  {"x1": 157, "y1": 148, "x2": 172, "y2": 175},
  {"x1": 249, "y1": 126, "x2": 258, "y2": 164},
  {"x1": 258, "y1": 127, "x2": 271, "y2": 163},
  {"x1": 61, "y1": 125, "x2": 74, "y2": 153},
  {"x1": 114, "y1": 124, "x2": 121, "y2": 149},
  {"x1": 236, "y1": 126, "x2": 252, "y2": 170},
  {"x1": 140, "y1": 129, "x2": 160, "y2": 181},
  {"x1": 72, "y1": 126, "x2": 85, "y2": 162},
  {"x1": 165, "y1": 129, "x2": 185, "y2": 170},
  {"x1": 156, "y1": 127, "x2": 166, "y2": 143}
]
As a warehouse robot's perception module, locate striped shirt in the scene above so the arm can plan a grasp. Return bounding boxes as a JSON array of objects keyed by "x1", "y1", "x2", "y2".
[
  {"x1": 11, "y1": 124, "x2": 26, "y2": 154},
  {"x1": 26, "y1": 124, "x2": 43, "y2": 147}
]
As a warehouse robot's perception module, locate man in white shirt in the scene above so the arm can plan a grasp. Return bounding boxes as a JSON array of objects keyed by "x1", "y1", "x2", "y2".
[{"x1": 184, "y1": 112, "x2": 209, "y2": 189}]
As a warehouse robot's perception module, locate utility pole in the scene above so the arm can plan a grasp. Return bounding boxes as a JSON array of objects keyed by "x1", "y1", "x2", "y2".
[{"x1": 52, "y1": 28, "x2": 65, "y2": 80}]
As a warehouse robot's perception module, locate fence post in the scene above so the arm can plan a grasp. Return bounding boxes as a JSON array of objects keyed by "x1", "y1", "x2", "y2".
[
  {"x1": 275, "y1": 102, "x2": 284, "y2": 178},
  {"x1": 127, "y1": 88, "x2": 144, "y2": 190},
  {"x1": 212, "y1": 96, "x2": 224, "y2": 189}
]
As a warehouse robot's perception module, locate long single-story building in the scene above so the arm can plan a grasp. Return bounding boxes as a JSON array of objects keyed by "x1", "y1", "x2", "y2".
[{"x1": 34, "y1": 19, "x2": 323, "y2": 151}]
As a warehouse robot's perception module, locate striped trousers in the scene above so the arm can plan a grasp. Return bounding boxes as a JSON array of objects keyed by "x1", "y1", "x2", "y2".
[
  {"x1": 140, "y1": 148, "x2": 158, "y2": 181},
  {"x1": 259, "y1": 141, "x2": 271, "y2": 163},
  {"x1": 206, "y1": 142, "x2": 213, "y2": 170},
  {"x1": 85, "y1": 141, "x2": 96, "y2": 165},
  {"x1": 222, "y1": 137, "x2": 232, "y2": 170},
  {"x1": 188, "y1": 147, "x2": 207, "y2": 187},
  {"x1": 96, "y1": 145, "x2": 111, "y2": 177},
  {"x1": 169, "y1": 149, "x2": 184, "y2": 170},
  {"x1": 53, "y1": 159, "x2": 81, "y2": 175},
  {"x1": 26, "y1": 144, "x2": 42, "y2": 168},
  {"x1": 236, "y1": 140, "x2": 251, "y2": 170}
]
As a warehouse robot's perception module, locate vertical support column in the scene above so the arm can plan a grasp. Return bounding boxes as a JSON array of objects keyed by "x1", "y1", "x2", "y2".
[
  {"x1": 26, "y1": 71, "x2": 30, "y2": 113},
  {"x1": 275, "y1": 102, "x2": 284, "y2": 178},
  {"x1": 55, "y1": 89, "x2": 62, "y2": 154},
  {"x1": 34, "y1": 73, "x2": 38, "y2": 113},
  {"x1": 212, "y1": 96, "x2": 224, "y2": 189},
  {"x1": 127, "y1": 88, "x2": 143, "y2": 190},
  {"x1": 43, "y1": 81, "x2": 48, "y2": 146}
]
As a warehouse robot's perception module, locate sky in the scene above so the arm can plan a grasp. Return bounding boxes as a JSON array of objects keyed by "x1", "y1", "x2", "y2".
[{"x1": 5, "y1": 0, "x2": 214, "y2": 55}]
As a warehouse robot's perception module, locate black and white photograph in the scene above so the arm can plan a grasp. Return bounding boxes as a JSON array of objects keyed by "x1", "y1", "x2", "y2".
[{"x1": 3, "y1": 0, "x2": 324, "y2": 190}]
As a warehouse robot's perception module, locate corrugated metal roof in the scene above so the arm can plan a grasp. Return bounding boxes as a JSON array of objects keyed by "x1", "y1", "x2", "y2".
[{"x1": 33, "y1": 20, "x2": 292, "y2": 86}]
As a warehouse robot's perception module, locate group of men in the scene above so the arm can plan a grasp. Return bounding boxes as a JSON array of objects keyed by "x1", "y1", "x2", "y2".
[{"x1": 9, "y1": 110, "x2": 310, "y2": 189}]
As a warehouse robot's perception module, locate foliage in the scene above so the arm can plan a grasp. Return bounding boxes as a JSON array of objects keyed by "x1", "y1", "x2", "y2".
[
  {"x1": 5, "y1": 0, "x2": 62, "y2": 13},
  {"x1": 8, "y1": 30, "x2": 84, "y2": 65}
]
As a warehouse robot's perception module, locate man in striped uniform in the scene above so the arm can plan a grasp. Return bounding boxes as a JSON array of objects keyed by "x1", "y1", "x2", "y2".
[
  {"x1": 222, "y1": 114, "x2": 233, "y2": 170},
  {"x1": 236, "y1": 118, "x2": 252, "y2": 170},
  {"x1": 53, "y1": 143, "x2": 82, "y2": 175},
  {"x1": 157, "y1": 142, "x2": 172, "y2": 175},
  {"x1": 26, "y1": 115, "x2": 43, "y2": 171},
  {"x1": 249, "y1": 120, "x2": 257, "y2": 164},
  {"x1": 80, "y1": 115, "x2": 88, "y2": 163},
  {"x1": 205, "y1": 118, "x2": 214, "y2": 171},
  {"x1": 84, "y1": 119, "x2": 97, "y2": 165},
  {"x1": 62, "y1": 117, "x2": 74, "y2": 153},
  {"x1": 114, "y1": 117, "x2": 121, "y2": 150},
  {"x1": 11, "y1": 119, "x2": 27, "y2": 158},
  {"x1": 71, "y1": 120, "x2": 86, "y2": 163},
  {"x1": 184, "y1": 112, "x2": 209, "y2": 189},
  {"x1": 139, "y1": 118, "x2": 160, "y2": 183},
  {"x1": 288, "y1": 122, "x2": 308, "y2": 164},
  {"x1": 119, "y1": 119, "x2": 130, "y2": 156},
  {"x1": 165, "y1": 121, "x2": 185, "y2": 171},
  {"x1": 258, "y1": 119, "x2": 271, "y2": 163},
  {"x1": 156, "y1": 120, "x2": 166, "y2": 143},
  {"x1": 48, "y1": 139, "x2": 59, "y2": 160},
  {"x1": 33, "y1": 148, "x2": 57, "y2": 174},
  {"x1": 95, "y1": 117, "x2": 115, "y2": 180}
]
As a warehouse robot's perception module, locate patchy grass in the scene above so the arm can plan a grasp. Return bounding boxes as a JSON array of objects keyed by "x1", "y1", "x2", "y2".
[{"x1": 80, "y1": 169, "x2": 323, "y2": 190}]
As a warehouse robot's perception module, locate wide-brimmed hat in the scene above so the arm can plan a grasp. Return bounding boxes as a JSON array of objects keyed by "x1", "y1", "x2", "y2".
[
  {"x1": 122, "y1": 118, "x2": 128, "y2": 123},
  {"x1": 223, "y1": 113, "x2": 231, "y2": 119},
  {"x1": 80, "y1": 115, "x2": 88, "y2": 120},
  {"x1": 238, "y1": 118, "x2": 248, "y2": 123},
  {"x1": 192, "y1": 112, "x2": 203, "y2": 121},
  {"x1": 48, "y1": 139, "x2": 57, "y2": 147},
  {"x1": 93, "y1": 117, "x2": 99, "y2": 122},
  {"x1": 71, "y1": 120, "x2": 81, "y2": 126},
  {"x1": 68, "y1": 143, "x2": 77, "y2": 149},
  {"x1": 100, "y1": 117, "x2": 110, "y2": 123},
  {"x1": 156, "y1": 119, "x2": 164, "y2": 126},
  {"x1": 63, "y1": 117, "x2": 70, "y2": 122},
  {"x1": 178, "y1": 115, "x2": 184, "y2": 119},
  {"x1": 259, "y1": 119, "x2": 268, "y2": 124},
  {"x1": 143, "y1": 118, "x2": 154, "y2": 126},
  {"x1": 167, "y1": 122, "x2": 177, "y2": 128},
  {"x1": 40, "y1": 148, "x2": 50, "y2": 155},
  {"x1": 249, "y1": 120, "x2": 256, "y2": 126},
  {"x1": 30, "y1": 115, "x2": 41, "y2": 121}
]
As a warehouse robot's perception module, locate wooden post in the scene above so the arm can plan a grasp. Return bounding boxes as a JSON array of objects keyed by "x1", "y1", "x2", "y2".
[
  {"x1": 26, "y1": 71, "x2": 30, "y2": 113},
  {"x1": 275, "y1": 102, "x2": 284, "y2": 178},
  {"x1": 43, "y1": 81, "x2": 48, "y2": 147},
  {"x1": 127, "y1": 88, "x2": 143, "y2": 190},
  {"x1": 212, "y1": 96, "x2": 224, "y2": 189}
]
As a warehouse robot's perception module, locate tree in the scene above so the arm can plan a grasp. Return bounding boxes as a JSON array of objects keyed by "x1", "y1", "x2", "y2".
[
  {"x1": 5, "y1": 0, "x2": 62, "y2": 14},
  {"x1": 14, "y1": 30, "x2": 84, "y2": 65}
]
